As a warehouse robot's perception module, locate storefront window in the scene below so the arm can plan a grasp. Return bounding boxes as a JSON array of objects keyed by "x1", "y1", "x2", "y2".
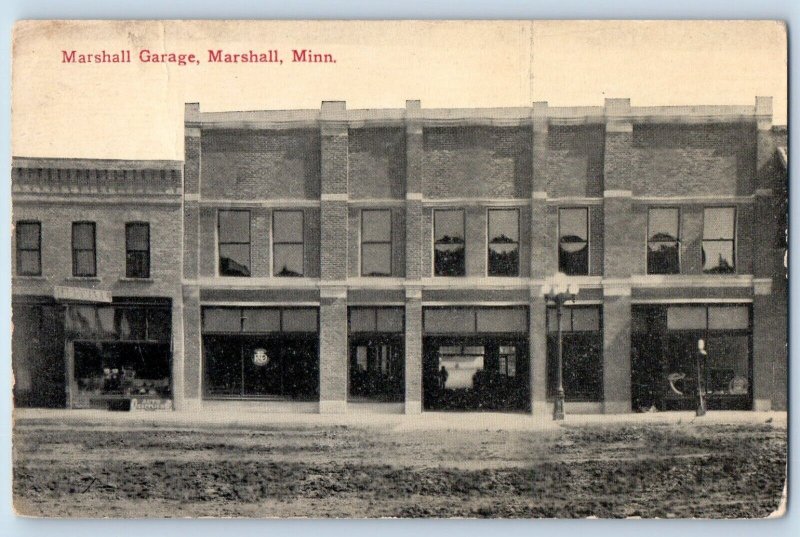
[
  {"x1": 434, "y1": 209, "x2": 465, "y2": 276},
  {"x1": 702, "y1": 207, "x2": 736, "y2": 273},
  {"x1": 647, "y1": 208, "x2": 680, "y2": 274},
  {"x1": 202, "y1": 307, "x2": 319, "y2": 399},
  {"x1": 488, "y1": 209, "x2": 519, "y2": 276},
  {"x1": 348, "y1": 307, "x2": 404, "y2": 402},
  {"x1": 547, "y1": 306, "x2": 602, "y2": 401},
  {"x1": 558, "y1": 208, "x2": 588, "y2": 275}
]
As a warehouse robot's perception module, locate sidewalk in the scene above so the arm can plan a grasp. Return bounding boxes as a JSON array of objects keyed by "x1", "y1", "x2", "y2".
[{"x1": 13, "y1": 407, "x2": 787, "y2": 432}]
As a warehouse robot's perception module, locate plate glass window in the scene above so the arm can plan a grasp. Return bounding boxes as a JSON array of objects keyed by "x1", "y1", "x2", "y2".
[
  {"x1": 125, "y1": 223, "x2": 150, "y2": 278},
  {"x1": 361, "y1": 209, "x2": 392, "y2": 276},
  {"x1": 434, "y1": 209, "x2": 465, "y2": 276},
  {"x1": 488, "y1": 209, "x2": 519, "y2": 276},
  {"x1": 702, "y1": 207, "x2": 736, "y2": 273},
  {"x1": 218, "y1": 210, "x2": 251, "y2": 277},
  {"x1": 16, "y1": 221, "x2": 41, "y2": 276},
  {"x1": 559, "y1": 208, "x2": 589, "y2": 275},
  {"x1": 72, "y1": 222, "x2": 96, "y2": 277},
  {"x1": 273, "y1": 210, "x2": 304, "y2": 277},
  {"x1": 647, "y1": 208, "x2": 680, "y2": 274}
]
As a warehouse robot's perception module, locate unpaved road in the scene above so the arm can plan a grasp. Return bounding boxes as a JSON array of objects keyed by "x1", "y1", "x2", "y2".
[{"x1": 13, "y1": 419, "x2": 786, "y2": 518}]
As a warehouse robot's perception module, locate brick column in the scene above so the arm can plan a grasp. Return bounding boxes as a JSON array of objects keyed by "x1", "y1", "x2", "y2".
[
  {"x1": 319, "y1": 101, "x2": 349, "y2": 413},
  {"x1": 182, "y1": 103, "x2": 202, "y2": 410},
  {"x1": 404, "y1": 100, "x2": 424, "y2": 414},
  {"x1": 601, "y1": 98, "x2": 634, "y2": 413},
  {"x1": 529, "y1": 102, "x2": 549, "y2": 414}
]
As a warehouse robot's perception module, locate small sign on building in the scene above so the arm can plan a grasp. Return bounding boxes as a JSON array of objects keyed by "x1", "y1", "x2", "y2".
[{"x1": 54, "y1": 286, "x2": 112, "y2": 303}]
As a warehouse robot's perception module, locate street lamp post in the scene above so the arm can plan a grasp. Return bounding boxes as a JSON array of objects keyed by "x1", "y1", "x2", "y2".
[{"x1": 542, "y1": 273, "x2": 579, "y2": 421}]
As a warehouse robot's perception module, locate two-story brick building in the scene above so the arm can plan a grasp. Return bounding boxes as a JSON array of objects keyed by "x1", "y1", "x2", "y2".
[{"x1": 11, "y1": 97, "x2": 788, "y2": 414}]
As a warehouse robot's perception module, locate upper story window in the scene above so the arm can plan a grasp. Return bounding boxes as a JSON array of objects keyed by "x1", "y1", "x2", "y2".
[
  {"x1": 361, "y1": 209, "x2": 392, "y2": 277},
  {"x1": 434, "y1": 209, "x2": 465, "y2": 277},
  {"x1": 16, "y1": 221, "x2": 41, "y2": 276},
  {"x1": 218, "y1": 210, "x2": 251, "y2": 277},
  {"x1": 647, "y1": 208, "x2": 680, "y2": 274},
  {"x1": 273, "y1": 210, "x2": 304, "y2": 277},
  {"x1": 558, "y1": 208, "x2": 588, "y2": 276},
  {"x1": 488, "y1": 208, "x2": 519, "y2": 276},
  {"x1": 125, "y1": 222, "x2": 150, "y2": 279},
  {"x1": 702, "y1": 207, "x2": 736, "y2": 274},
  {"x1": 72, "y1": 222, "x2": 96, "y2": 277}
]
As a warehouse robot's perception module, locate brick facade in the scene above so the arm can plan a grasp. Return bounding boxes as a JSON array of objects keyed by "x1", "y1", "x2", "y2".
[{"x1": 11, "y1": 96, "x2": 788, "y2": 414}]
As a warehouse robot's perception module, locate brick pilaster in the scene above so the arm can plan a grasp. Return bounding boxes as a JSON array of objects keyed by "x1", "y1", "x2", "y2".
[{"x1": 405, "y1": 288, "x2": 422, "y2": 414}]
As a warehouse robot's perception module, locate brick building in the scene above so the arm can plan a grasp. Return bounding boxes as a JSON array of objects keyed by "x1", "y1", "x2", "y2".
[{"x1": 11, "y1": 97, "x2": 788, "y2": 414}]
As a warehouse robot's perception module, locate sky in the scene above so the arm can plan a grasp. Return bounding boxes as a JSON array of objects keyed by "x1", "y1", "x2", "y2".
[{"x1": 11, "y1": 20, "x2": 787, "y2": 160}]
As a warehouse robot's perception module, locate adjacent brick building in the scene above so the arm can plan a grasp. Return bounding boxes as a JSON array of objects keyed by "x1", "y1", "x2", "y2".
[{"x1": 11, "y1": 97, "x2": 788, "y2": 414}]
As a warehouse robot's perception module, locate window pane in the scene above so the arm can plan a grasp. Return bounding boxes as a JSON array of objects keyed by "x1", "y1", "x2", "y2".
[
  {"x1": 74, "y1": 251, "x2": 96, "y2": 276},
  {"x1": 424, "y1": 308, "x2": 475, "y2": 333},
  {"x1": 703, "y1": 207, "x2": 735, "y2": 239},
  {"x1": 489, "y1": 209, "x2": 519, "y2": 243},
  {"x1": 362, "y1": 243, "x2": 391, "y2": 276},
  {"x1": 219, "y1": 244, "x2": 251, "y2": 276},
  {"x1": 667, "y1": 306, "x2": 707, "y2": 330},
  {"x1": 18, "y1": 251, "x2": 40, "y2": 275},
  {"x1": 488, "y1": 243, "x2": 519, "y2": 276},
  {"x1": 219, "y1": 210, "x2": 250, "y2": 243},
  {"x1": 126, "y1": 251, "x2": 150, "y2": 278},
  {"x1": 648, "y1": 242, "x2": 680, "y2": 274},
  {"x1": 435, "y1": 244, "x2": 465, "y2": 276},
  {"x1": 116, "y1": 308, "x2": 147, "y2": 340},
  {"x1": 706, "y1": 335, "x2": 750, "y2": 395},
  {"x1": 702, "y1": 241, "x2": 735, "y2": 273},
  {"x1": 350, "y1": 308, "x2": 376, "y2": 332},
  {"x1": 17, "y1": 223, "x2": 40, "y2": 249},
  {"x1": 547, "y1": 308, "x2": 573, "y2": 333},
  {"x1": 72, "y1": 223, "x2": 95, "y2": 249},
  {"x1": 126, "y1": 224, "x2": 149, "y2": 251},
  {"x1": 202, "y1": 308, "x2": 241, "y2": 332},
  {"x1": 376, "y1": 308, "x2": 404, "y2": 332},
  {"x1": 559, "y1": 208, "x2": 587, "y2": 242},
  {"x1": 571, "y1": 308, "x2": 601, "y2": 332},
  {"x1": 708, "y1": 306, "x2": 749, "y2": 330},
  {"x1": 273, "y1": 211, "x2": 304, "y2": 243},
  {"x1": 648, "y1": 208, "x2": 679, "y2": 241},
  {"x1": 273, "y1": 244, "x2": 304, "y2": 276},
  {"x1": 476, "y1": 308, "x2": 527, "y2": 333},
  {"x1": 434, "y1": 210, "x2": 464, "y2": 243},
  {"x1": 282, "y1": 308, "x2": 318, "y2": 332},
  {"x1": 242, "y1": 308, "x2": 281, "y2": 333},
  {"x1": 559, "y1": 243, "x2": 588, "y2": 275},
  {"x1": 147, "y1": 308, "x2": 171, "y2": 342},
  {"x1": 362, "y1": 210, "x2": 391, "y2": 242}
]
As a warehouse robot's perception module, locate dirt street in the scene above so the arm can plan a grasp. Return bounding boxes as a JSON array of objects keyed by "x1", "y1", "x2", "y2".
[{"x1": 13, "y1": 418, "x2": 786, "y2": 518}]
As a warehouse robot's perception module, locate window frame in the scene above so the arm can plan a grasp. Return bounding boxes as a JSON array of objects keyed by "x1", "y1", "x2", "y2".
[
  {"x1": 272, "y1": 209, "x2": 305, "y2": 277},
  {"x1": 217, "y1": 209, "x2": 252, "y2": 277},
  {"x1": 557, "y1": 207, "x2": 590, "y2": 276},
  {"x1": 487, "y1": 208, "x2": 520, "y2": 277},
  {"x1": 646, "y1": 207, "x2": 681, "y2": 275},
  {"x1": 433, "y1": 208, "x2": 466, "y2": 277},
  {"x1": 701, "y1": 206, "x2": 737, "y2": 274},
  {"x1": 125, "y1": 222, "x2": 151, "y2": 279},
  {"x1": 71, "y1": 221, "x2": 97, "y2": 277},
  {"x1": 15, "y1": 220, "x2": 42, "y2": 276},
  {"x1": 360, "y1": 209, "x2": 393, "y2": 277}
]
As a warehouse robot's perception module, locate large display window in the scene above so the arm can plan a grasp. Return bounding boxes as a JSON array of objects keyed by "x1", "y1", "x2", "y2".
[
  {"x1": 348, "y1": 307, "x2": 404, "y2": 402},
  {"x1": 12, "y1": 300, "x2": 65, "y2": 408},
  {"x1": 546, "y1": 306, "x2": 603, "y2": 402},
  {"x1": 202, "y1": 307, "x2": 319, "y2": 400},
  {"x1": 66, "y1": 301, "x2": 172, "y2": 409}
]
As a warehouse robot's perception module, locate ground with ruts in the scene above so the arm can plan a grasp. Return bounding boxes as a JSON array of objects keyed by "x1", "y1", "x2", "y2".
[{"x1": 13, "y1": 417, "x2": 786, "y2": 518}]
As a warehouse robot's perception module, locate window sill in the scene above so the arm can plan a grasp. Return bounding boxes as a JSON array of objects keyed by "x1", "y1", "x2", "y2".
[
  {"x1": 65, "y1": 276, "x2": 101, "y2": 282},
  {"x1": 119, "y1": 277, "x2": 154, "y2": 283},
  {"x1": 13, "y1": 275, "x2": 46, "y2": 281}
]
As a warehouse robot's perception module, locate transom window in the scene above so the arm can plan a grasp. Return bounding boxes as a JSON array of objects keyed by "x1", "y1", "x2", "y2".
[
  {"x1": 361, "y1": 209, "x2": 392, "y2": 277},
  {"x1": 558, "y1": 208, "x2": 589, "y2": 276},
  {"x1": 488, "y1": 209, "x2": 519, "y2": 276},
  {"x1": 218, "y1": 210, "x2": 251, "y2": 277},
  {"x1": 647, "y1": 208, "x2": 680, "y2": 274},
  {"x1": 702, "y1": 207, "x2": 736, "y2": 274},
  {"x1": 434, "y1": 209, "x2": 465, "y2": 276},
  {"x1": 125, "y1": 222, "x2": 150, "y2": 279},
  {"x1": 273, "y1": 210, "x2": 304, "y2": 277},
  {"x1": 16, "y1": 221, "x2": 41, "y2": 276},
  {"x1": 72, "y1": 222, "x2": 96, "y2": 277}
]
